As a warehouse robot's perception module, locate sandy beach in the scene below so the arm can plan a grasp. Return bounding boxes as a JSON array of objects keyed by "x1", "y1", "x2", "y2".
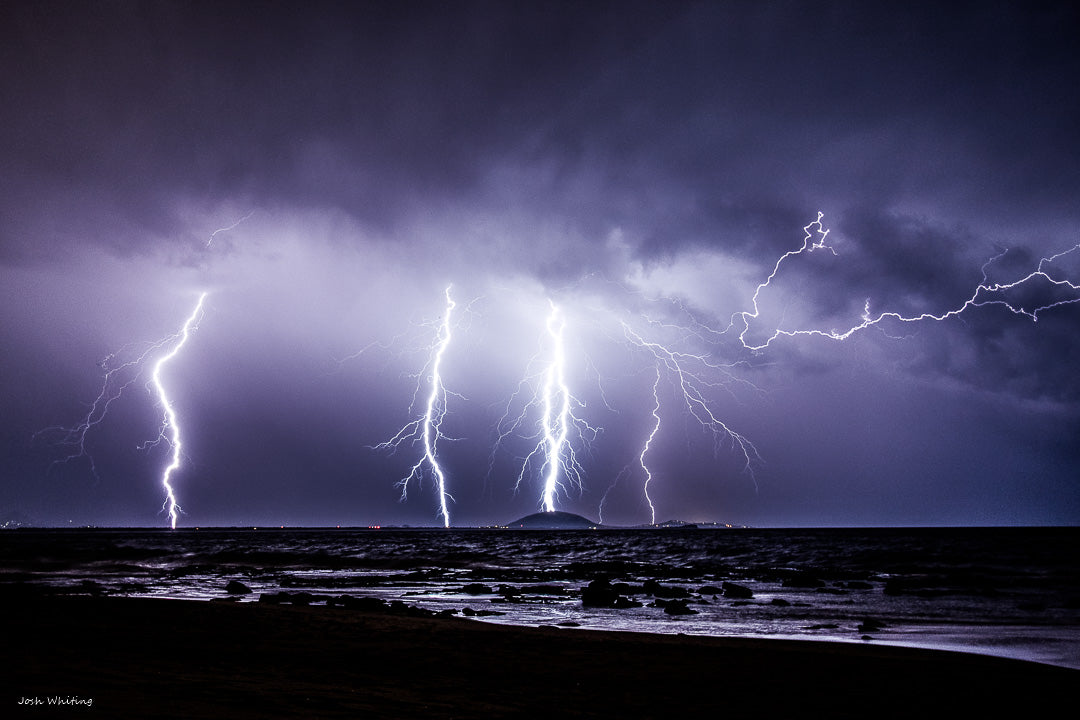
[{"x1": 5, "y1": 595, "x2": 1075, "y2": 718}]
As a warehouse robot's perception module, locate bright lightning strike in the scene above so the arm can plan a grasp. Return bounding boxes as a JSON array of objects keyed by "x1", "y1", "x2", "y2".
[
  {"x1": 145, "y1": 293, "x2": 207, "y2": 529},
  {"x1": 36, "y1": 294, "x2": 209, "y2": 527},
  {"x1": 491, "y1": 302, "x2": 601, "y2": 513},
  {"x1": 539, "y1": 303, "x2": 572, "y2": 512},
  {"x1": 371, "y1": 286, "x2": 459, "y2": 527},
  {"x1": 737, "y1": 213, "x2": 1080, "y2": 350}
]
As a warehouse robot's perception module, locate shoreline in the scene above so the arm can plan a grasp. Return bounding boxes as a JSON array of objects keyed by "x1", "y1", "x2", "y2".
[{"x1": 6, "y1": 596, "x2": 1076, "y2": 718}]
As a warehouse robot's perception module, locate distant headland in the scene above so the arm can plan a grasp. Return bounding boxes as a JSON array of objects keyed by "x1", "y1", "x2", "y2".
[{"x1": 505, "y1": 511, "x2": 747, "y2": 530}]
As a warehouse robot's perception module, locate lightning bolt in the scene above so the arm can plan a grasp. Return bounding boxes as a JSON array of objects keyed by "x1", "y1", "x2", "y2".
[
  {"x1": 35, "y1": 343, "x2": 173, "y2": 480},
  {"x1": 737, "y1": 213, "x2": 1080, "y2": 350},
  {"x1": 638, "y1": 367, "x2": 662, "y2": 524},
  {"x1": 602, "y1": 213, "x2": 1078, "y2": 525},
  {"x1": 371, "y1": 286, "x2": 459, "y2": 527},
  {"x1": 619, "y1": 323, "x2": 761, "y2": 518},
  {"x1": 539, "y1": 303, "x2": 572, "y2": 512},
  {"x1": 36, "y1": 293, "x2": 208, "y2": 526},
  {"x1": 144, "y1": 293, "x2": 208, "y2": 529},
  {"x1": 206, "y1": 210, "x2": 254, "y2": 247},
  {"x1": 491, "y1": 301, "x2": 601, "y2": 513}
]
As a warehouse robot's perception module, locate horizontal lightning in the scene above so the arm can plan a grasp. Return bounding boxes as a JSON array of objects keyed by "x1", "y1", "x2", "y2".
[{"x1": 737, "y1": 213, "x2": 1080, "y2": 350}]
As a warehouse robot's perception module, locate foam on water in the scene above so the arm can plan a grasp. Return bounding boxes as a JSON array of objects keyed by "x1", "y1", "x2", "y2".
[{"x1": 2, "y1": 526, "x2": 1078, "y2": 669}]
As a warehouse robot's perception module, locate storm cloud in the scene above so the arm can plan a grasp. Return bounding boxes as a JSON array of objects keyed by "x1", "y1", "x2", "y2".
[{"x1": 2, "y1": 1, "x2": 1078, "y2": 528}]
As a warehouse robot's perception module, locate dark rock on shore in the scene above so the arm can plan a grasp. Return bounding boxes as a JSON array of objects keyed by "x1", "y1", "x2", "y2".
[
  {"x1": 662, "y1": 599, "x2": 698, "y2": 615},
  {"x1": 722, "y1": 582, "x2": 753, "y2": 599},
  {"x1": 581, "y1": 579, "x2": 640, "y2": 609},
  {"x1": 225, "y1": 580, "x2": 252, "y2": 595},
  {"x1": 582, "y1": 579, "x2": 618, "y2": 607},
  {"x1": 461, "y1": 583, "x2": 492, "y2": 595}
]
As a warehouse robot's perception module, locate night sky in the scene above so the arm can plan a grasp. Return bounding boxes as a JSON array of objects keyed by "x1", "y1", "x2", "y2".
[{"x1": 3, "y1": 1, "x2": 1078, "y2": 528}]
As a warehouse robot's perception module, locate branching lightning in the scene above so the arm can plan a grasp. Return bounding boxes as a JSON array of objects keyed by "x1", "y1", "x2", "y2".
[
  {"x1": 370, "y1": 286, "x2": 460, "y2": 527},
  {"x1": 490, "y1": 302, "x2": 601, "y2": 512},
  {"x1": 37, "y1": 293, "x2": 208, "y2": 527},
  {"x1": 619, "y1": 323, "x2": 761, "y2": 522},
  {"x1": 737, "y1": 212, "x2": 1080, "y2": 350},
  {"x1": 601, "y1": 213, "x2": 1079, "y2": 525}
]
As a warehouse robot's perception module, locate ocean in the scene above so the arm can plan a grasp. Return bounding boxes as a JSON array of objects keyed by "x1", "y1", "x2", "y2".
[{"x1": 3, "y1": 526, "x2": 1078, "y2": 669}]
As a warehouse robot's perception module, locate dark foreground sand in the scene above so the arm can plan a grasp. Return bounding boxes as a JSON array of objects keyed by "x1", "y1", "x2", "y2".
[{"x1": 5, "y1": 596, "x2": 1075, "y2": 718}]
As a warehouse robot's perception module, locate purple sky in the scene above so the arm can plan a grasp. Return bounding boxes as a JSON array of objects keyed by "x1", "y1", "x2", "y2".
[{"x1": 2, "y1": 1, "x2": 1078, "y2": 528}]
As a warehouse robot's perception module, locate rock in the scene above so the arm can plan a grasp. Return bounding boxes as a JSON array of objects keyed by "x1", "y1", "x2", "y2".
[
  {"x1": 225, "y1": 580, "x2": 252, "y2": 595},
  {"x1": 771, "y1": 598, "x2": 791, "y2": 607},
  {"x1": 722, "y1": 581, "x2": 753, "y2": 599},
  {"x1": 613, "y1": 596, "x2": 643, "y2": 609},
  {"x1": 857, "y1": 618, "x2": 887, "y2": 633},
  {"x1": 663, "y1": 599, "x2": 698, "y2": 615},
  {"x1": 699, "y1": 585, "x2": 723, "y2": 595},
  {"x1": 461, "y1": 583, "x2": 492, "y2": 595},
  {"x1": 582, "y1": 579, "x2": 639, "y2": 609},
  {"x1": 582, "y1": 579, "x2": 618, "y2": 607},
  {"x1": 644, "y1": 579, "x2": 690, "y2": 598}
]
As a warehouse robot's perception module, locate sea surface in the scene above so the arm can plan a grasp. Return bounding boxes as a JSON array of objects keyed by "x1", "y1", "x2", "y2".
[{"x1": 3, "y1": 526, "x2": 1078, "y2": 669}]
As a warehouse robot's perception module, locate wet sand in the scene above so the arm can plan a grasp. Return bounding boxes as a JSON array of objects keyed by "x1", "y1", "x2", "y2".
[{"x1": 6, "y1": 596, "x2": 1075, "y2": 718}]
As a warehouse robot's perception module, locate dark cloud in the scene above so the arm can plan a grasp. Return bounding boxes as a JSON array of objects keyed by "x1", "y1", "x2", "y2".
[{"x1": 2, "y1": 1, "x2": 1078, "y2": 527}]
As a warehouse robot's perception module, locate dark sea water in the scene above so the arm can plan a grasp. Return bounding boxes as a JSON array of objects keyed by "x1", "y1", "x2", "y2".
[{"x1": 3, "y1": 526, "x2": 1078, "y2": 669}]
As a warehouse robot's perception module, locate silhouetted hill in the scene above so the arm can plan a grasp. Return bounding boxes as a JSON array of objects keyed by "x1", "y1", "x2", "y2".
[{"x1": 508, "y1": 511, "x2": 599, "y2": 529}]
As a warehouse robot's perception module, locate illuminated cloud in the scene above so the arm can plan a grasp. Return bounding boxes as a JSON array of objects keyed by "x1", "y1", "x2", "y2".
[{"x1": 2, "y1": 2, "x2": 1079, "y2": 527}]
